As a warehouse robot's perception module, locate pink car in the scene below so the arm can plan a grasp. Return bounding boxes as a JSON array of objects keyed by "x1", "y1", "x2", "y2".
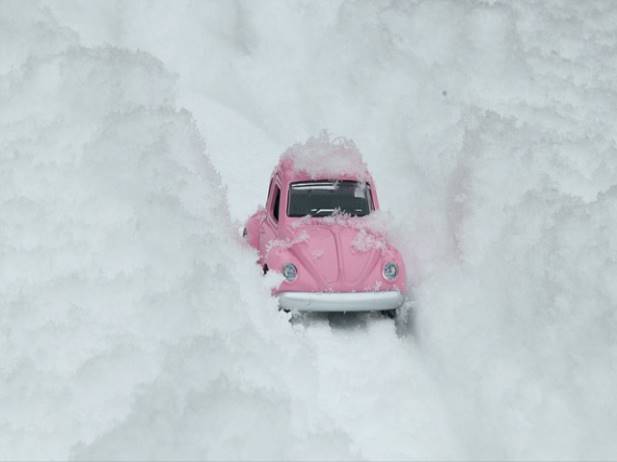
[{"x1": 243, "y1": 137, "x2": 407, "y2": 315}]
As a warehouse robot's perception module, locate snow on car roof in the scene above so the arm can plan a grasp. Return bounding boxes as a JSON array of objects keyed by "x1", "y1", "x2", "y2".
[{"x1": 277, "y1": 132, "x2": 371, "y2": 182}]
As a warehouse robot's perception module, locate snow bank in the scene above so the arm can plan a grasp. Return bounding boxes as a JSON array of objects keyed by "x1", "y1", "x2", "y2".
[
  {"x1": 5, "y1": 0, "x2": 617, "y2": 460},
  {"x1": 0, "y1": 9, "x2": 354, "y2": 460},
  {"x1": 414, "y1": 112, "x2": 617, "y2": 459}
]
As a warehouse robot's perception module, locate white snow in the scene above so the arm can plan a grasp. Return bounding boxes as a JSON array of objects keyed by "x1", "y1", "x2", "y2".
[
  {"x1": 265, "y1": 230, "x2": 310, "y2": 256},
  {"x1": 279, "y1": 131, "x2": 370, "y2": 181},
  {"x1": 2, "y1": 0, "x2": 617, "y2": 460},
  {"x1": 351, "y1": 228, "x2": 387, "y2": 253}
]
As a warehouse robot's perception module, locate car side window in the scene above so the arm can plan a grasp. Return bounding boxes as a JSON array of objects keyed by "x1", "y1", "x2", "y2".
[{"x1": 272, "y1": 185, "x2": 281, "y2": 222}]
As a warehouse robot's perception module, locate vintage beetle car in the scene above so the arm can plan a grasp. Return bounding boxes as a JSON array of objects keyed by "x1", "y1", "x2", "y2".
[{"x1": 243, "y1": 139, "x2": 407, "y2": 314}]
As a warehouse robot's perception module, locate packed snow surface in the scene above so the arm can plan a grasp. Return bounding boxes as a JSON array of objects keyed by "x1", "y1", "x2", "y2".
[{"x1": 2, "y1": 0, "x2": 617, "y2": 460}]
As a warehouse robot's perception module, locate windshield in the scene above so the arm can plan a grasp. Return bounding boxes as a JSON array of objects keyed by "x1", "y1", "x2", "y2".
[{"x1": 287, "y1": 180, "x2": 373, "y2": 217}]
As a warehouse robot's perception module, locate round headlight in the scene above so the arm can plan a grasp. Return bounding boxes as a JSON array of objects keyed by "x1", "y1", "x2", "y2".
[
  {"x1": 282, "y1": 263, "x2": 298, "y2": 281},
  {"x1": 383, "y1": 262, "x2": 398, "y2": 280}
]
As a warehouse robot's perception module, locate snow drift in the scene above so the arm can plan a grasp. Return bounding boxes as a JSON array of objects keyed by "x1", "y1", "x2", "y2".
[
  {"x1": 3, "y1": 0, "x2": 617, "y2": 460},
  {"x1": 0, "y1": 4, "x2": 454, "y2": 460},
  {"x1": 0, "y1": 11, "x2": 348, "y2": 459}
]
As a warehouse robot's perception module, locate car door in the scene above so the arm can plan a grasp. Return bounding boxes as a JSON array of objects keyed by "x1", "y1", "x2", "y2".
[{"x1": 260, "y1": 177, "x2": 281, "y2": 263}]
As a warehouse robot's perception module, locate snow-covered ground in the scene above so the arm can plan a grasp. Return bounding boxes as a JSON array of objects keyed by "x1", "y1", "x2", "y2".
[{"x1": 2, "y1": 1, "x2": 617, "y2": 459}]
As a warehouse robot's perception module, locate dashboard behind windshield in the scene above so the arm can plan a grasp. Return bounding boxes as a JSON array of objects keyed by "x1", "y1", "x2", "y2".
[{"x1": 287, "y1": 180, "x2": 373, "y2": 217}]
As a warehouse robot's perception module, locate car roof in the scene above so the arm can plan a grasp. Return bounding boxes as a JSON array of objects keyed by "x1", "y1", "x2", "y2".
[{"x1": 273, "y1": 135, "x2": 375, "y2": 186}]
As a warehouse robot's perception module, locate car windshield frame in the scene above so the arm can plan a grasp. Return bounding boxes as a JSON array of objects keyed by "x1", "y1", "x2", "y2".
[{"x1": 286, "y1": 180, "x2": 374, "y2": 218}]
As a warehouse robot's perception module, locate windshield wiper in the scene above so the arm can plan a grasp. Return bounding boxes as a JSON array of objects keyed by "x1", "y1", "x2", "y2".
[{"x1": 309, "y1": 208, "x2": 336, "y2": 217}]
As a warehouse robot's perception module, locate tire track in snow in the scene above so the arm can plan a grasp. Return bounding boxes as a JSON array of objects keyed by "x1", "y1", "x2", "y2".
[{"x1": 293, "y1": 314, "x2": 461, "y2": 459}]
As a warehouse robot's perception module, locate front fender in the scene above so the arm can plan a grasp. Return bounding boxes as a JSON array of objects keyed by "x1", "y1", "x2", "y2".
[
  {"x1": 380, "y1": 245, "x2": 407, "y2": 294},
  {"x1": 264, "y1": 246, "x2": 319, "y2": 294},
  {"x1": 243, "y1": 207, "x2": 266, "y2": 250}
]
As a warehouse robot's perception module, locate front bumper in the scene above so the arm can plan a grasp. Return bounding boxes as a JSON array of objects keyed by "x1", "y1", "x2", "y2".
[{"x1": 278, "y1": 291, "x2": 404, "y2": 312}]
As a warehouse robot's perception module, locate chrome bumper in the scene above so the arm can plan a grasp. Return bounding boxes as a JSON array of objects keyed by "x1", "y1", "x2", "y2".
[{"x1": 278, "y1": 291, "x2": 404, "y2": 312}]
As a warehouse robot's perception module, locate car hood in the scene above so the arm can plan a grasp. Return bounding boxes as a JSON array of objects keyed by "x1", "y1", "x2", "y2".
[{"x1": 273, "y1": 221, "x2": 402, "y2": 292}]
